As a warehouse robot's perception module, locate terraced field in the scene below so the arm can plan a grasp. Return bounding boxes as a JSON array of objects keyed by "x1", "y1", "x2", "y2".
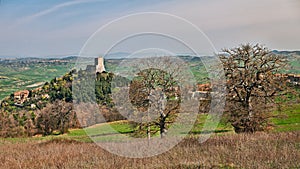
[{"x1": 0, "y1": 58, "x2": 75, "y2": 100}]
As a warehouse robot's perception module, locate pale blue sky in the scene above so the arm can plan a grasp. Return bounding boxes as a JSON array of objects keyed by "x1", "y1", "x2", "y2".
[{"x1": 0, "y1": 0, "x2": 299, "y2": 57}]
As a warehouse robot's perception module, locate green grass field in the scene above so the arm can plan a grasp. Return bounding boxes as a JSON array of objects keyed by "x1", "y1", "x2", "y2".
[
  {"x1": 70, "y1": 103, "x2": 299, "y2": 141},
  {"x1": 272, "y1": 103, "x2": 300, "y2": 132},
  {"x1": 1, "y1": 103, "x2": 298, "y2": 144}
]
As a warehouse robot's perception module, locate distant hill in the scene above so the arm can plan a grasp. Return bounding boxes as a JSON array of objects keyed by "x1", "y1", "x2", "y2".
[
  {"x1": 272, "y1": 50, "x2": 300, "y2": 74},
  {"x1": 272, "y1": 50, "x2": 300, "y2": 56}
]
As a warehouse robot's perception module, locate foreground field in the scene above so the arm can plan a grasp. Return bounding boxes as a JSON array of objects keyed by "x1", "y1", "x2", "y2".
[
  {"x1": 0, "y1": 103, "x2": 298, "y2": 168},
  {"x1": 0, "y1": 131, "x2": 299, "y2": 169},
  {"x1": 0, "y1": 104, "x2": 299, "y2": 169}
]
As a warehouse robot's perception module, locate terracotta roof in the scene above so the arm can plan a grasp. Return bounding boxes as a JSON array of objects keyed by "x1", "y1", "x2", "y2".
[
  {"x1": 14, "y1": 90, "x2": 29, "y2": 96},
  {"x1": 197, "y1": 83, "x2": 211, "y2": 91}
]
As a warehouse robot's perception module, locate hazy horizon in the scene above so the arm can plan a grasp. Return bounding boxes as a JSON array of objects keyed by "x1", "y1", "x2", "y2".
[{"x1": 1, "y1": 48, "x2": 300, "y2": 59}]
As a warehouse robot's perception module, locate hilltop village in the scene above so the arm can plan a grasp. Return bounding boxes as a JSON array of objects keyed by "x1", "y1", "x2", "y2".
[{"x1": 8, "y1": 57, "x2": 107, "y2": 109}]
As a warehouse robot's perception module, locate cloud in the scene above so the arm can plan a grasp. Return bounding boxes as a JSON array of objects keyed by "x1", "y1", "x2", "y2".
[{"x1": 18, "y1": 0, "x2": 104, "y2": 24}]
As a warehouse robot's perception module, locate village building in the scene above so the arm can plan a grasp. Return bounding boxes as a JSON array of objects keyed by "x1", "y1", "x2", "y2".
[
  {"x1": 41, "y1": 94, "x2": 50, "y2": 100},
  {"x1": 186, "y1": 83, "x2": 211, "y2": 100},
  {"x1": 275, "y1": 73, "x2": 300, "y2": 85},
  {"x1": 197, "y1": 83, "x2": 211, "y2": 92},
  {"x1": 287, "y1": 74, "x2": 300, "y2": 85},
  {"x1": 30, "y1": 104, "x2": 36, "y2": 109},
  {"x1": 14, "y1": 90, "x2": 30, "y2": 104}
]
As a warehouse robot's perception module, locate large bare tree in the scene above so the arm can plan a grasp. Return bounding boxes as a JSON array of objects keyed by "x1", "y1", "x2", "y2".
[
  {"x1": 129, "y1": 68, "x2": 180, "y2": 138},
  {"x1": 219, "y1": 44, "x2": 288, "y2": 133},
  {"x1": 112, "y1": 56, "x2": 196, "y2": 139}
]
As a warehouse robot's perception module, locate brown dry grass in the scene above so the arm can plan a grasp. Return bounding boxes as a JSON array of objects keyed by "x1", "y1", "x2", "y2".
[{"x1": 0, "y1": 131, "x2": 299, "y2": 169}]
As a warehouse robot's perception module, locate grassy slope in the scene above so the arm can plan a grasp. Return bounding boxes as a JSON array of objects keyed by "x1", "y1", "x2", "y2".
[
  {"x1": 0, "y1": 130, "x2": 299, "y2": 169},
  {"x1": 1, "y1": 103, "x2": 298, "y2": 144},
  {"x1": 0, "y1": 63, "x2": 73, "y2": 100},
  {"x1": 272, "y1": 103, "x2": 300, "y2": 132},
  {"x1": 68, "y1": 103, "x2": 299, "y2": 141}
]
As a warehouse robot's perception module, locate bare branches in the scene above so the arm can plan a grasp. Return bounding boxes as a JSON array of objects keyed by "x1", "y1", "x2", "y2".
[{"x1": 220, "y1": 44, "x2": 288, "y2": 133}]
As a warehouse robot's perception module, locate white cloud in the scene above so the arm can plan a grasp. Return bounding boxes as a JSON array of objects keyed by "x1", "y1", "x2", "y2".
[{"x1": 17, "y1": 0, "x2": 104, "y2": 24}]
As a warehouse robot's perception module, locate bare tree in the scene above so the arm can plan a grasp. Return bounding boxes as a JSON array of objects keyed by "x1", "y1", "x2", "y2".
[
  {"x1": 24, "y1": 112, "x2": 35, "y2": 137},
  {"x1": 129, "y1": 68, "x2": 180, "y2": 138},
  {"x1": 112, "y1": 56, "x2": 196, "y2": 139},
  {"x1": 219, "y1": 44, "x2": 288, "y2": 133},
  {"x1": 0, "y1": 110, "x2": 25, "y2": 137},
  {"x1": 36, "y1": 100, "x2": 74, "y2": 136}
]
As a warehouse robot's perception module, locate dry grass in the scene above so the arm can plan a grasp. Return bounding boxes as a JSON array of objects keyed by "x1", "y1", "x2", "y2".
[{"x1": 0, "y1": 131, "x2": 299, "y2": 169}]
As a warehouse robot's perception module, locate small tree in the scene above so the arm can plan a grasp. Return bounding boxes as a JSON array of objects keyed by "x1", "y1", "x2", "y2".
[
  {"x1": 24, "y1": 116, "x2": 35, "y2": 137},
  {"x1": 36, "y1": 100, "x2": 73, "y2": 136},
  {"x1": 219, "y1": 44, "x2": 287, "y2": 133}
]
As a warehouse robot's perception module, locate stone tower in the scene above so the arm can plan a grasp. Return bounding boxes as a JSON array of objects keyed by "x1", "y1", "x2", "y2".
[{"x1": 95, "y1": 57, "x2": 105, "y2": 73}]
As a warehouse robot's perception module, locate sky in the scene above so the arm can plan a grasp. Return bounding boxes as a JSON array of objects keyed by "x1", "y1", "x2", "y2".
[{"x1": 0, "y1": 0, "x2": 299, "y2": 57}]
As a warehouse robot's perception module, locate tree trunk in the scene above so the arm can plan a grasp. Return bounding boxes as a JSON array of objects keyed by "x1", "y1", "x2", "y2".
[
  {"x1": 159, "y1": 114, "x2": 167, "y2": 138},
  {"x1": 160, "y1": 125, "x2": 167, "y2": 138},
  {"x1": 248, "y1": 97, "x2": 253, "y2": 118},
  {"x1": 147, "y1": 123, "x2": 151, "y2": 145}
]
